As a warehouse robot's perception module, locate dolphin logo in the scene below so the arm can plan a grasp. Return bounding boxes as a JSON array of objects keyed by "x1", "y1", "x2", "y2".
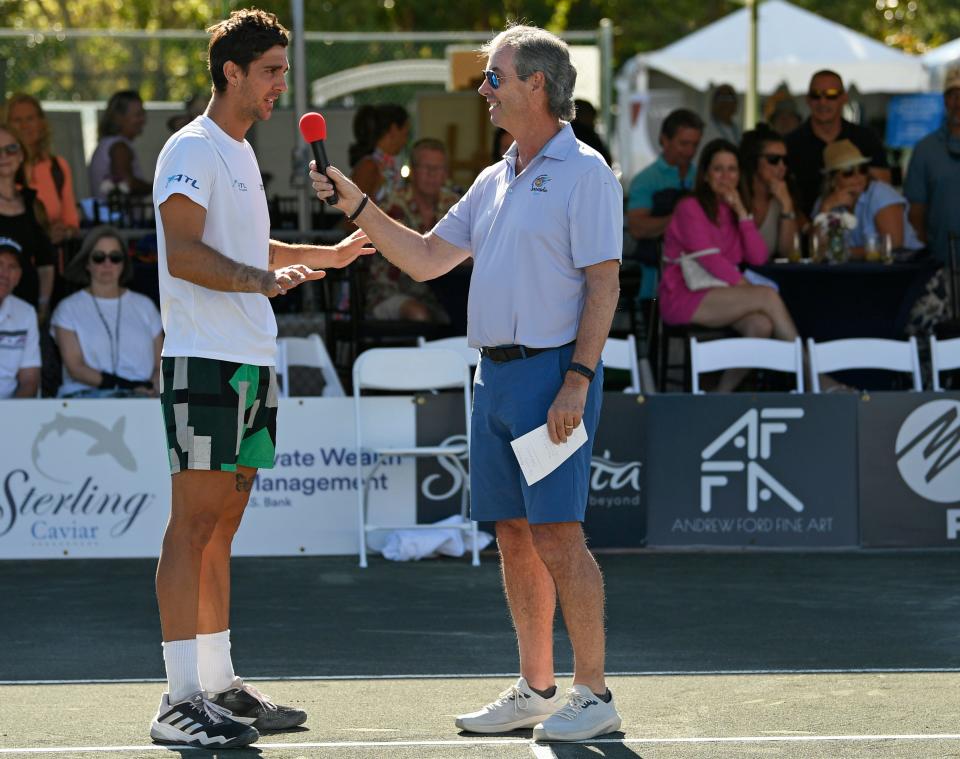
[{"x1": 31, "y1": 414, "x2": 137, "y2": 483}]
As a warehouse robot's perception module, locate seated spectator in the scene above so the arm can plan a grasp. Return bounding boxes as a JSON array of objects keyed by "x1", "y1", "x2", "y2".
[
  {"x1": 627, "y1": 109, "x2": 703, "y2": 266},
  {"x1": 5, "y1": 93, "x2": 80, "y2": 247},
  {"x1": 785, "y1": 70, "x2": 890, "y2": 217},
  {"x1": 813, "y1": 140, "x2": 923, "y2": 258},
  {"x1": 700, "y1": 84, "x2": 741, "y2": 146},
  {"x1": 571, "y1": 99, "x2": 612, "y2": 166},
  {"x1": 51, "y1": 226, "x2": 162, "y2": 398},
  {"x1": 0, "y1": 240, "x2": 40, "y2": 398},
  {"x1": 0, "y1": 125, "x2": 55, "y2": 321},
  {"x1": 660, "y1": 139, "x2": 804, "y2": 392},
  {"x1": 349, "y1": 104, "x2": 410, "y2": 202},
  {"x1": 372, "y1": 138, "x2": 459, "y2": 323},
  {"x1": 740, "y1": 124, "x2": 800, "y2": 258},
  {"x1": 89, "y1": 90, "x2": 151, "y2": 200}
]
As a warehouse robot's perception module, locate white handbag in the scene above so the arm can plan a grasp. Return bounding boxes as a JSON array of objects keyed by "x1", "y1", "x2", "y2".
[{"x1": 677, "y1": 248, "x2": 729, "y2": 291}]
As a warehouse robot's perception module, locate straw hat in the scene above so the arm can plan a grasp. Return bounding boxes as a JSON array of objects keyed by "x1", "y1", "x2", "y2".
[
  {"x1": 822, "y1": 139, "x2": 870, "y2": 174},
  {"x1": 945, "y1": 67, "x2": 960, "y2": 95}
]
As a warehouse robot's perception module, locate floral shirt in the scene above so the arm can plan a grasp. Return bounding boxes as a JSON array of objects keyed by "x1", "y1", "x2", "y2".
[{"x1": 365, "y1": 184, "x2": 461, "y2": 317}]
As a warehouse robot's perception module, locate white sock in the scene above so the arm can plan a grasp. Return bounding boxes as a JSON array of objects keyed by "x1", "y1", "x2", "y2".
[
  {"x1": 197, "y1": 629, "x2": 237, "y2": 694},
  {"x1": 162, "y1": 639, "x2": 201, "y2": 704}
]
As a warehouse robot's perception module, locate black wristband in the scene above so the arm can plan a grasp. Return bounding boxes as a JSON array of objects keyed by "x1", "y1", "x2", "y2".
[
  {"x1": 99, "y1": 372, "x2": 119, "y2": 389},
  {"x1": 567, "y1": 362, "x2": 596, "y2": 382},
  {"x1": 347, "y1": 194, "x2": 368, "y2": 223}
]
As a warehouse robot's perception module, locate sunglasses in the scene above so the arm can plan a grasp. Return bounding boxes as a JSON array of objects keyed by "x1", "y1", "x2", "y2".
[
  {"x1": 0, "y1": 143, "x2": 21, "y2": 155},
  {"x1": 761, "y1": 154, "x2": 787, "y2": 165},
  {"x1": 837, "y1": 165, "x2": 869, "y2": 178},
  {"x1": 482, "y1": 69, "x2": 527, "y2": 90},
  {"x1": 90, "y1": 251, "x2": 125, "y2": 265},
  {"x1": 808, "y1": 88, "x2": 843, "y2": 101}
]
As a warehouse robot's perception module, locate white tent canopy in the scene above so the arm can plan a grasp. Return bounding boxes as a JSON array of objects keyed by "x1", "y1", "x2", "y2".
[
  {"x1": 922, "y1": 38, "x2": 960, "y2": 89},
  {"x1": 621, "y1": 0, "x2": 927, "y2": 96}
]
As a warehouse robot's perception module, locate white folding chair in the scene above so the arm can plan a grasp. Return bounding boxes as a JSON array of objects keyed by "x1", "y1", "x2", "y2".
[
  {"x1": 807, "y1": 337, "x2": 922, "y2": 392},
  {"x1": 416, "y1": 335, "x2": 480, "y2": 368},
  {"x1": 690, "y1": 337, "x2": 804, "y2": 394},
  {"x1": 601, "y1": 334, "x2": 642, "y2": 393},
  {"x1": 930, "y1": 335, "x2": 960, "y2": 392},
  {"x1": 353, "y1": 347, "x2": 478, "y2": 568},
  {"x1": 276, "y1": 334, "x2": 345, "y2": 397}
]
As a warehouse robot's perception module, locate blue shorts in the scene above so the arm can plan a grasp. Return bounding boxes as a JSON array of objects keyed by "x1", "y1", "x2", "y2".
[{"x1": 470, "y1": 343, "x2": 603, "y2": 524}]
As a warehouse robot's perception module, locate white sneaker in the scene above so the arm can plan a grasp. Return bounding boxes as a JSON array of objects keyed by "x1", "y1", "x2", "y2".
[
  {"x1": 532, "y1": 684, "x2": 622, "y2": 742},
  {"x1": 455, "y1": 677, "x2": 565, "y2": 733}
]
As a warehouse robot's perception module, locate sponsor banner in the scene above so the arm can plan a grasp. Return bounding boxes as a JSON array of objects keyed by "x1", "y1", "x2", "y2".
[
  {"x1": 858, "y1": 392, "x2": 960, "y2": 547},
  {"x1": 415, "y1": 392, "x2": 645, "y2": 548},
  {"x1": 645, "y1": 394, "x2": 859, "y2": 547},
  {"x1": 585, "y1": 393, "x2": 645, "y2": 548},
  {"x1": 0, "y1": 398, "x2": 416, "y2": 559}
]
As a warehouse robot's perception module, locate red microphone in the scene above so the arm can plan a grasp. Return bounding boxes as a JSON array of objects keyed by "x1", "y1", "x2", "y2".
[{"x1": 299, "y1": 112, "x2": 338, "y2": 205}]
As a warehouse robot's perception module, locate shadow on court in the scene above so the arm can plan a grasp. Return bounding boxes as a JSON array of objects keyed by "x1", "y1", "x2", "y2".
[{"x1": 1, "y1": 551, "x2": 959, "y2": 681}]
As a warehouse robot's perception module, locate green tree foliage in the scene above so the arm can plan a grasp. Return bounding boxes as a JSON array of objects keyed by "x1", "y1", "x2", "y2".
[{"x1": 2, "y1": 0, "x2": 959, "y2": 101}]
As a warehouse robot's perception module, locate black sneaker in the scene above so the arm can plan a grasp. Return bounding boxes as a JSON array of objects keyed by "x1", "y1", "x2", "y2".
[
  {"x1": 209, "y1": 677, "x2": 307, "y2": 731},
  {"x1": 150, "y1": 691, "x2": 259, "y2": 748}
]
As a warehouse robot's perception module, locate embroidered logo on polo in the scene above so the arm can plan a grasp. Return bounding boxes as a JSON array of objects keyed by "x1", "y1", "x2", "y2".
[
  {"x1": 232, "y1": 180, "x2": 248, "y2": 192},
  {"x1": 530, "y1": 174, "x2": 551, "y2": 192}
]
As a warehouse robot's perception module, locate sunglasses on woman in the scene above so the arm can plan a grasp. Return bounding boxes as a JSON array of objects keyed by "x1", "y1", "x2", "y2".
[
  {"x1": 837, "y1": 165, "x2": 869, "y2": 178},
  {"x1": 0, "y1": 143, "x2": 21, "y2": 155},
  {"x1": 90, "y1": 251, "x2": 125, "y2": 265},
  {"x1": 761, "y1": 154, "x2": 786, "y2": 165}
]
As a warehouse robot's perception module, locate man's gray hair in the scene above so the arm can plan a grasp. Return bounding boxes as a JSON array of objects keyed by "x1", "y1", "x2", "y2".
[{"x1": 481, "y1": 25, "x2": 577, "y2": 122}]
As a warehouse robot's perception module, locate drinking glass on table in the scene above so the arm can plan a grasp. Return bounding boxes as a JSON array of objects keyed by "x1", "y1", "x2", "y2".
[
  {"x1": 880, "y1": 233, "x2": 894, "y2": 264},
  {"x1": 788, "y1": 231, "x2": 802, "y2": 262},
  {"x1": 864, "y1": 234, "x2": 881, "y2": 262}
]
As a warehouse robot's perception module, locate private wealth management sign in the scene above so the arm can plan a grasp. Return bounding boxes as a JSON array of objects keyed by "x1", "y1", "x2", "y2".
[{"x1": 645, "y1": 394, "x2": 860, "y2": 547}]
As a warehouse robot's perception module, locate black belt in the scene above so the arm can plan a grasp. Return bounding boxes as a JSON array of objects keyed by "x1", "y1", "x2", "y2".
[{"x1": 480, "y1": 342, "x2": 573, "y2": 363}]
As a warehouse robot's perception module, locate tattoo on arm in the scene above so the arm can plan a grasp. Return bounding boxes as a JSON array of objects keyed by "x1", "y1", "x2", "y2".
[
  {"x1": 232, "y1": 265, "x2": 270, "y2": 294},
  {"x1": 235, "y1": 472, "x2": 255, "y2": 492}
]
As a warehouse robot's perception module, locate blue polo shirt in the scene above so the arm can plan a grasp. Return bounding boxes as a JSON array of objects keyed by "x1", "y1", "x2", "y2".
[
  {"x1": 903, "y1": 125, "x2": 960, "y2": 263},
  {"x1": 432, "y1": 123, "x2": 622, "y2": 349},
  {"x1": 626, "y1": 154, "x2": 694, "y2": 211}
]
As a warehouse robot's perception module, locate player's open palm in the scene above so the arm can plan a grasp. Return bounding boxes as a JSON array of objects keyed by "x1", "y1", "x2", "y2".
[
  {"x1": 330, "y1": 228, "x2": 374, "y2": 268},
  {"x1": 266, "y1": 264, "x2": 325, "y2": 297}
]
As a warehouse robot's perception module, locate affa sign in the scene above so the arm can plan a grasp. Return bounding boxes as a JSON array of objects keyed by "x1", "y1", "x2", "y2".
[{"x1": 646, "y1": 395, "x2": 859, "y2": 547}]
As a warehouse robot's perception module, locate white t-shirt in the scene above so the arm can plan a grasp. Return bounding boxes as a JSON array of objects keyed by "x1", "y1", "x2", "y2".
[
  {"x1": 0, "y1": 294, "x2": 40, "y2": 398},
  {"x1": 50, "y1": 289, "x2": 162, "y2": 397},
  {"x1": 153, "y1": 115, "x2": 276, "y2": 366}
]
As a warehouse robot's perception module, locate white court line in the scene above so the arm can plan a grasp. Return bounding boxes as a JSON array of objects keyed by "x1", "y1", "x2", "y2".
[
  {"x1": 2, "y1": 666, "x2": 960, "y2": 686},
  {"x1": 530, "y1": 742, "x2": 557, "y2": 759},
  {"x1": 2, "y1": 735, "x2": 960, "y2": 754}
]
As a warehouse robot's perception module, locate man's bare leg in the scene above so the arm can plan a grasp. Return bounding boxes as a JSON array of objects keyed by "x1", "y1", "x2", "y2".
[
  {"x1": 496, "y1": 518, "x2": 558, "y2": 691},
  {"x1": 530, "y1": 521, "x2": 606, "y2": 694}
]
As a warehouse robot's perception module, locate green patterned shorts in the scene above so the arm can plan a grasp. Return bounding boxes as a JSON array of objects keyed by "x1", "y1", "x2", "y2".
[{"x1": 160, "y1": 356, "x2": 278, "y2": 474}]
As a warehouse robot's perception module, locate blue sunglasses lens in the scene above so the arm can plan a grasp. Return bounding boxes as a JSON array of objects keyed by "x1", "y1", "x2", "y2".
[{"x1": 484, "y1": 70, "x2": 501, "y2": 89}]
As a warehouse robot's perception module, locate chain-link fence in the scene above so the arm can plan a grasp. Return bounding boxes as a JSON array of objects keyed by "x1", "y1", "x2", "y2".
[{"x1": 0, "y1": 28, "x2": 613, "y2": 129}]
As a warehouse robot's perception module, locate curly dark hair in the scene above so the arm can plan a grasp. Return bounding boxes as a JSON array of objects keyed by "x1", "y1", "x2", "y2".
[{"x1": 207, "y1": 8, "x2": 289, "y2": 93}]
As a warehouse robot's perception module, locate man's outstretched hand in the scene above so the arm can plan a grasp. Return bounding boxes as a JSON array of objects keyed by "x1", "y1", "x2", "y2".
[{"x1": 264, "y1": 264, "x2": 326, "y2": 297}]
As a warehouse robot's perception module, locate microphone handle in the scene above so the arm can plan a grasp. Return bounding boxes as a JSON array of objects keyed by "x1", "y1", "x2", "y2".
[{"x1": 310, "y1": 140, "x2": 339, "y2": 205}]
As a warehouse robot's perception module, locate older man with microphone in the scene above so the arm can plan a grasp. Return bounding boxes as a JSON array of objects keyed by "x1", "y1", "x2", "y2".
[{"x1": 312, "y1": 23, "x2": 623, "y2": 743}]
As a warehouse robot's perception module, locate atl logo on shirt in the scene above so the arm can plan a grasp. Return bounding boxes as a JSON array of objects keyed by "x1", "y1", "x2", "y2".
[{"x1": 166, "y1": 174, "x2": 200, "y2": 190}]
